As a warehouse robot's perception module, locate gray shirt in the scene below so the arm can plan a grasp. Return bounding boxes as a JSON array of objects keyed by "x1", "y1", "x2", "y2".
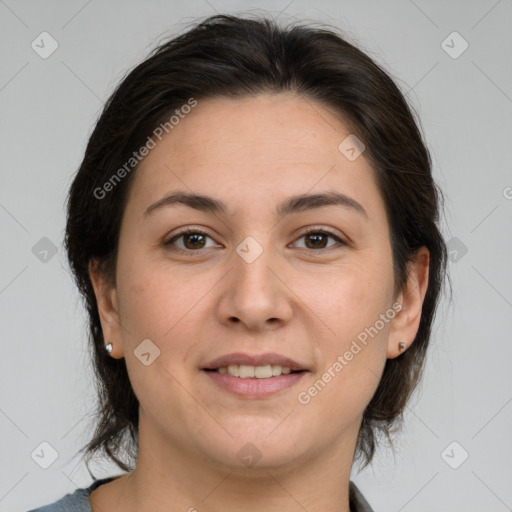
[{"x1": 27, "y1": 477, "x2": 374, "y2": 511}]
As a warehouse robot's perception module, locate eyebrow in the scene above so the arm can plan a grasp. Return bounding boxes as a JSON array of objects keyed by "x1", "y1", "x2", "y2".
[{"x1": 142, "y1": 189, "x2": 368, "y2": 221}]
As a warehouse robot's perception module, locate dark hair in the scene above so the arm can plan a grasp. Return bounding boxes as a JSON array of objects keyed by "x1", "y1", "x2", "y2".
[{"x1": 64, "y1": 13, "x2": 449, "y2": 474}]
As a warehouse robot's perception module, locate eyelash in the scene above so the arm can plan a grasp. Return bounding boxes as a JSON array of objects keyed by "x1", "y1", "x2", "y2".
[{"x1": 163, "y1": 227, "x2": 347, "y2": 255}]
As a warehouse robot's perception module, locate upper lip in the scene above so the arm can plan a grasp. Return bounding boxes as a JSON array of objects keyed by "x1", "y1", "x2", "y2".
[{"x1": 203, "y1": 352, "x2": 308, "y2": 372}]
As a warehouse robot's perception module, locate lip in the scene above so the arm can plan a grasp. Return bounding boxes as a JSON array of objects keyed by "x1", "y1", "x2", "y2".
[
  {"x1": 203, "y1": 370, "x2": 308, "y2": 398},
  {"x1": 202, "y1": 352, "x2": 307, "y2": 372}
]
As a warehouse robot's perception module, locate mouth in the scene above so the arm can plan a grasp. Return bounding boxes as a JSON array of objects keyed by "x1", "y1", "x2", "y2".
[
  {"x1": 202, "y1": 368, "x2": 307, "y2": 398},
  {"x1": 201, "y1": 353, "x2": 309, "y2": 398},
  {"x1": 202, "y1": 351, "x2": 308, "y2": 373},
  {"x1": 203, "y1": 364, "x2": 305, "y2": 379}
]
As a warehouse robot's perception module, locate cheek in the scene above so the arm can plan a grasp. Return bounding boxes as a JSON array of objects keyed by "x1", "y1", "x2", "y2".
[
  {"x1": 115, "y1": 252, "x2": 223, "y2": 374},
  {"x1": 305, "y1": 257, "x2": 394, "y2": 341},
  {"x1": 118, "y1": 275, "x2": 173, "y2": 338},
  {"x1": 298, "y1": 254, "x2": 393, "y2": 404},
  {"x1": 298, "y1": 276, "x2": 390, "y2": 423}
]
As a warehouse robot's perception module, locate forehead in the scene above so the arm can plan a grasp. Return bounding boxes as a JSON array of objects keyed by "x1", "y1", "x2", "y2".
[
  {"x1": 128, "y1": 93, "x2": 383, "y2": 220},
  {"x1": 143, "y1": 93, "x2": 358, "y2": 167}
]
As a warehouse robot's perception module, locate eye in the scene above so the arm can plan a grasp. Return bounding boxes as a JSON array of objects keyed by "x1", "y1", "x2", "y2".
[
  {"x1": 291, "y1": 229, "x2": 346, "y2": 251},
  {"x1": 164, "y1": 228, "x2": 220, "y2": 253},
  {"x1": 163, "y1": 227, "x2": 346, "y2": 254}
]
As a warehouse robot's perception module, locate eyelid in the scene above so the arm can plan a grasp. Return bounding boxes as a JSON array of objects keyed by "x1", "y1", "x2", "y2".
[{"x1": 293, "y1": 225, "x2": 346, "y2": 242}]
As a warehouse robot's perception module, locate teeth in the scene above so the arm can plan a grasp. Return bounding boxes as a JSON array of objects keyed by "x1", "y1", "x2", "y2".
[{"x1": 216, "y1": 364, "x2": 294, "y2": 378}]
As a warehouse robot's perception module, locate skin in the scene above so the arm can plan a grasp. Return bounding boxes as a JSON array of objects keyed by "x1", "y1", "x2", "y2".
[{"x1": 88, "y1": 92, "x2": 429, "y2": 512}]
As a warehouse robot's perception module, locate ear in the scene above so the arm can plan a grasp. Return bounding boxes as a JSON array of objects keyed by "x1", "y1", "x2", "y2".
[
  {"x1": 387, "y1": 246, "x2": 430, "y2": 358},
  {"x1": 88, "y1": 259, "x2": 125, "y2": 359}
]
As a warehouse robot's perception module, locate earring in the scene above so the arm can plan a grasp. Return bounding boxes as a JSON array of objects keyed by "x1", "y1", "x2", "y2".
[
  {"x1": 399, "y1": 342, "x2": 407, "y2": 351},
  {"x1": 105, "y1": 342, "x2": 113, "y2": 353}
]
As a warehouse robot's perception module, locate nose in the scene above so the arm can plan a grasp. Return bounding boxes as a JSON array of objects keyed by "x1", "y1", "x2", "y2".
[{"x1": 216, "y1": 237, "x2": 294, "y2": 331}]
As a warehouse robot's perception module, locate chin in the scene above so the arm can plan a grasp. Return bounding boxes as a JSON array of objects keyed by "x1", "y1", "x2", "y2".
[{"x1": 202, "y1": 423, "x2": 312, "y2": 471}]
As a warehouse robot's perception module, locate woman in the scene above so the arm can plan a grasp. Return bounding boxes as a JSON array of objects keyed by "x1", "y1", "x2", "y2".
[{"x1": 29, "y1": 13, "x2": 448, "y2": 512}]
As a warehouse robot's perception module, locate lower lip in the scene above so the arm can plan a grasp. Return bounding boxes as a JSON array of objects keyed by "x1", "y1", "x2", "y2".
[{"x1": 203, "y1": 370, "x2": 307, "y2": 398}]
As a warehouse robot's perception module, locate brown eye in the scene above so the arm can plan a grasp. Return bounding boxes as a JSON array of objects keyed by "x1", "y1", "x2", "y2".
[
  {"x1": 164, "y1": 229, "x2": 219, "y2": 253},
  {"x1": 181, "y1": 232, "x2": 207, "y2": 249},
  {"x1": 292, "y1": 230, "x2": 345, "y2": 251},
  {"x1": 304, "y1": 232, "x2": 329, "y2": 249}
]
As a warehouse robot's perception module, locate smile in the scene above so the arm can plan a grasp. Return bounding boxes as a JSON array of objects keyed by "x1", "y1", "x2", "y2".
[
  {"x1": 203, "y1": 367, "x2": 308, "y2": 398},
  {"x1": 207, "y1": 364, "x2": 296, "y2": 379}
]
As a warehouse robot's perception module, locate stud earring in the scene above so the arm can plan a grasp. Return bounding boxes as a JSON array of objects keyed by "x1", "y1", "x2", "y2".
[
  {"x1": 399, "y1": 342, "x2": 407, "y2": 351},
  {"x1": 105, "y1": 342, "x2": 113, "y2": 353}
]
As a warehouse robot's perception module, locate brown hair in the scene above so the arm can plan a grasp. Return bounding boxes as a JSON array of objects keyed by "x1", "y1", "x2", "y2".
[{"x1": 64, "y1": 13, "x2": 450, "y2": 474}]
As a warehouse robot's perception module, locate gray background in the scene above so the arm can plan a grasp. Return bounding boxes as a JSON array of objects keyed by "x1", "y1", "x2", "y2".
[{"x1": 1, "y1": 0, "x2": 511, "y2": 510}]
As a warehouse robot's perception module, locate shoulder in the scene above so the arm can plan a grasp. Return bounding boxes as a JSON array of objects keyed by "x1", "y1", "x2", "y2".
[
  {"x1": 26, "y1": 477, "x2": 116, "y2": 512},
  {"x1": 349, "y1": 480, "x2": 375, "y2": 512}
]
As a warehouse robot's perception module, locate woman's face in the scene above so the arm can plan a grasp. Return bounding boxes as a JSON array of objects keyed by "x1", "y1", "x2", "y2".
[{"x1": 92, "y1": 92, "x2": 427, "y2": 472}]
